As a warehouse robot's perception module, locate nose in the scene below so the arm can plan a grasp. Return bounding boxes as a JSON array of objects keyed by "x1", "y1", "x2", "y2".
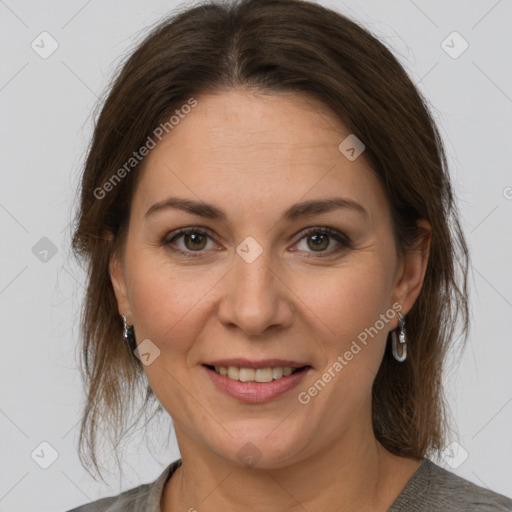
[{"x1": 217, "y1": 246, "x2": 294, "y2": 336}]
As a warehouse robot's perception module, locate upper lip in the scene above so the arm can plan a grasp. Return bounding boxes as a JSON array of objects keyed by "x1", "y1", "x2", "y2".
[{"x1": 203, "y1": 358, "x2": 311, "y2": 369}]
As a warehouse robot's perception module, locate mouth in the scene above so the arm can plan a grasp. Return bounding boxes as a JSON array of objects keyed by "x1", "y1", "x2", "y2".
[
  {"x1": 201, "y1": 360, "x2": 312, "y2": 403},
  {"x1": 203, "y1": 364, "x2": 310, "y2": 383}
]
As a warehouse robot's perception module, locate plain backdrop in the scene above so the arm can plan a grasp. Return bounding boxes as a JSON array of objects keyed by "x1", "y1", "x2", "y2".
[{"x1": 0, "y1": 0, "x2": 511, "y2": 510}]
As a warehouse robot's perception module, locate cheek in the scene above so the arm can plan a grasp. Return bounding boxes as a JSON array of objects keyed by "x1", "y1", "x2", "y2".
[
  {"x1": 125, "y1": 249, "x2": 221, "y2": 354},
  {"x1": 294, "y1": 265, "x2": 393, "y2": 426},
  {"x1": 296, "y1": 259, "x2": 392, "y2": 350}
]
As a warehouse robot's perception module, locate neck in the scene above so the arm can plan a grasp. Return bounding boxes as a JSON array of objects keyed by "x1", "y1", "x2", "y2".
[{"x1": 162, "y1": 412, "x2": 421, "y2": 512}]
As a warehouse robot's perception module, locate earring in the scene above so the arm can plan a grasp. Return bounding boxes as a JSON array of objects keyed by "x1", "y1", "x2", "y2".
[
  {"x1": 391, "y1": 311, "x2": 407, "y2": 362},
  {"x1": 122, "y1": 314, "x2": 137, "y2": 351}
]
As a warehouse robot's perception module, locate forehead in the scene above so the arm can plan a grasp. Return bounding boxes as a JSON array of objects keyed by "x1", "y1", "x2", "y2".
[{"x1": 132, "y1": 89, "x2": 389, "y2": 226}]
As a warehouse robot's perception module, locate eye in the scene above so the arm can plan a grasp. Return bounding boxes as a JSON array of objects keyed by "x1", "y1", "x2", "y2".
[
  {"x1": 163, "y1": 228, "x2": 217, "y2": 257},
  {"x1": 162, "y1": 226, "x2": 351, "y2": 259},
  {"x1": 293, "y1": 227, "x2": 351, "y2": 256}
]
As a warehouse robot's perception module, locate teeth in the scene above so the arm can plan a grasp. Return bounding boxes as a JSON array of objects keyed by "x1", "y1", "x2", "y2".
[
  {"x1": 272, "y1": 367, "x2": 284, "y2": 379},
  {"x1": 255, "y1": 368, "x2": 273, "y2": 383},
  {"x1": 239, "y1": 368, "x2": 255, "y2": 382},
  {"x1": 214, "y1": 365, "x2": 301, "y2": 382},
  {"x1": 227, "y1": 366, "x2": 239, "y2": 380}
]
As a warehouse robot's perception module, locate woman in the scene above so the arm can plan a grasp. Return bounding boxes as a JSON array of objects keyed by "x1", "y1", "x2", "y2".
[{"x1": 67, "y1": 0, "x2": 512, "y2": 510}]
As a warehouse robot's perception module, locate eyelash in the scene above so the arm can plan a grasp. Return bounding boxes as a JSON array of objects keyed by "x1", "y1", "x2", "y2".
[{"x1": 162, "y1": 227, "x2": 352, "y2": 259}]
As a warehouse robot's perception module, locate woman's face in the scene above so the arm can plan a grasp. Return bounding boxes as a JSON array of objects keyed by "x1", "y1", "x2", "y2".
[{"x1": 110, "y1": 89, "x2": 428, "y2": 468}]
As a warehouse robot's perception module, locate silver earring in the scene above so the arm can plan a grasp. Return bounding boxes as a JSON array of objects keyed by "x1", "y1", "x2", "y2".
[
  {"x1": 122, "y1": 314, "x2": 136, "y2": 351},
  {"x1": 391, "y1": 311, "x2": 407, "y2": 362}
]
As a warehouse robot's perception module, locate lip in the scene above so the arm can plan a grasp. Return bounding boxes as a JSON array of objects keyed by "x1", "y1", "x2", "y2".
[
  {"x1": 203, "y1": 358, "x2": 310, "y2": 369},
  {"x1": 202, "y1": 364, "x2": 311, "y2": 403}
]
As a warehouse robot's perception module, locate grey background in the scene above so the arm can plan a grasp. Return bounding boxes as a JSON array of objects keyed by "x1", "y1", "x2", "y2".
[{"x1": 0, "y1": 0, "x2": 511, "y2": 510}]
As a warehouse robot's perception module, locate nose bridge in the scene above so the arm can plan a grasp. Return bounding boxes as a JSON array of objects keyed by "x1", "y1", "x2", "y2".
[{"x1": 217, "y1": 238, "x2": 293, "y2": 335}]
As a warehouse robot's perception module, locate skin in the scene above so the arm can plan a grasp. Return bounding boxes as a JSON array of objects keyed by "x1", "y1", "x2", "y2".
[{"x1": 110, "y1": 89, "x2": 431, "y2": 512}]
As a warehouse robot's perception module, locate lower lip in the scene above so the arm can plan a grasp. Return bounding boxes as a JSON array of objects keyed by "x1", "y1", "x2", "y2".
[{"x1": 203, "y1": 366, "x2": 310, "y2": 403}]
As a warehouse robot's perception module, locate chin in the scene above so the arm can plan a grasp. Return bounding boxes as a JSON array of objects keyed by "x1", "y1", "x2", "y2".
[{"x1": 207, "y1": 422, "x2": 310, "y2": 470}]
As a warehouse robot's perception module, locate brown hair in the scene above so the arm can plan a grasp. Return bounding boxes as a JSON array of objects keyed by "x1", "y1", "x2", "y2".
[{"x1": 71, "y1": 0, "x2": 470, "y2": 480}]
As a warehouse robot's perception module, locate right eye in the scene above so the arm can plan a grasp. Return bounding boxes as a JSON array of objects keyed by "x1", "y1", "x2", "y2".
[{"x1": 162, "y1": 227, "x2": 219, "y2": 257}]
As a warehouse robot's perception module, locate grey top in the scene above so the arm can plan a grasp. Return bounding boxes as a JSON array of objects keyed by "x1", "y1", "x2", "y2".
[{"x1": 66, "y1": 457, "x2": 512, "y2": 511}]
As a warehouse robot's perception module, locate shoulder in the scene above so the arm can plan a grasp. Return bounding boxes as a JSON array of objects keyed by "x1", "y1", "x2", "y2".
[
  {"x1": 65, "y1": 481, "x2": 153, "y2": 512},
  {"x1": 390, "y1": 458, "x2": 512, "y2": 511},
  {"x1": 427, "y1": 460, "x2": 512, "y2": 510},
  {"x1": 65, "y1": 460, "x2": 181, "y2": 512}
]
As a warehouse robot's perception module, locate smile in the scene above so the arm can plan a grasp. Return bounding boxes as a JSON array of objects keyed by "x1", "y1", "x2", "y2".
[
  {"x1": 202, "y1": 362, "x2": 312, "y2": 403},
  {"x1": 205, "y1": 365, "x2": 305, "y2": 382}
]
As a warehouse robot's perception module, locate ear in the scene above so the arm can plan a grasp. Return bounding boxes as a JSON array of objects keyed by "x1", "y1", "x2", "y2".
[
  {"x1": 109, "y1": 249, "x2": 131, "y2": 320},
  {"x1": 390, "y1": 219, "x2": 431, "y2": 326}
]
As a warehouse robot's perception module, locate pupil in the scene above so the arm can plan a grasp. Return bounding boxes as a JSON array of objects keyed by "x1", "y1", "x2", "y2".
[
  {"x1": 186, "y1": 233, "x2": 206, "y2": 250},
  {"x1": 309, "y1": 233, "x2": 328, "y2": 251}
]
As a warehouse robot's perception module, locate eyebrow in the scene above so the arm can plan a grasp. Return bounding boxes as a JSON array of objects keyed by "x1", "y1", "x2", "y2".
[{"x1": 144, "y1": 196, "x2": 368, "y2": 222}]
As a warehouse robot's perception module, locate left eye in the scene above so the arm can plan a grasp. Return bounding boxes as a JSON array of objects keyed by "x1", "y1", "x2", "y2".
[{"x1": 294, "y1": 228, "x2": 350, "y2": 254}]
